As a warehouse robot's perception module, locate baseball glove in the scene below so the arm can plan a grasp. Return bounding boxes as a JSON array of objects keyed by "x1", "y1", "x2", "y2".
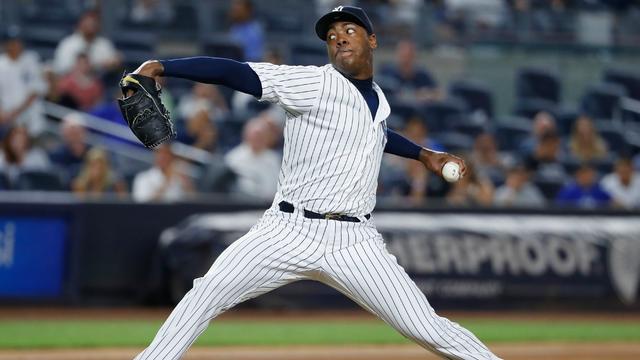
[{"x1": 118, "y1": 73, "x2": 176, "y2": 148}]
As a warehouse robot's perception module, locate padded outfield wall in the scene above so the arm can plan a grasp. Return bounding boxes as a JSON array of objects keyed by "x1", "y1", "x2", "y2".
[{"x1": 0, "y1": 196, "x2": 638, "y2": 310}]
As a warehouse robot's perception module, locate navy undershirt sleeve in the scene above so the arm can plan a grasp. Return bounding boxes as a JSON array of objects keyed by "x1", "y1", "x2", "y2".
[
  {"x1": 159, "y1": 57, "x2": 262, "y2": 98},
  {"x1": 384, "y1": 128, "x2": 423, "y2": 160}
]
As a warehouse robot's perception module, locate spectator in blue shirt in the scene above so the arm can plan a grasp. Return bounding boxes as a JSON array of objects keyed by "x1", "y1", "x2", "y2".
[
  {"x1": 556, "y1": 163, "x2": 611, "y2": 208},
  {"x1": 379, "y1": 40, "x2": 440, "y2": 103},
  {"x1": 228, "y1": 0, "x2": 264, "y2": 62}
]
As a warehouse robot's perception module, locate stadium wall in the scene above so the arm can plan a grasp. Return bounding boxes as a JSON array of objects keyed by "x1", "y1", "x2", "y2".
[{"x1": 0, "y1": 199, "x2": 638, "y2": 310}]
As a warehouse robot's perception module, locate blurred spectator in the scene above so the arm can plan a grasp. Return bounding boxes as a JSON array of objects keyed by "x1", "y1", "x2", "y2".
[
  {"x1": 555, "y1": 163, "x2": 611, "y2": 208},
  {"x1": 519, "y1": 110, "x2": 557, "y2": 155},
  {"x1": 53, "y1": 10, "x2": 122, "y2": 75},
  {"x1": 470, "y1": 132, "x2": 509, "y2": 182},
  {"x1": 89, "y1": 88, "x2": 147, "y2": 148},
  {"x1": 446, "y1": 162, "x2": 494, "y2": 206},
  {"x1": 601, "y1": 156, "x2": 640, "y2": 209},
  {"x1": 0, "y1": 126, "x2": 51, "y2": 184},
  {"x1": 58, "y1": 53, "x2": 105, "y2": 111},
  {"x1": 0, "y1": 26, "x2": 48, "y2": 137},
  {"x1": 228, "y1": 0, "x2": 264, "y2": 62},
  {"x1": 176, "y1": 83, "x2": 227, "y2": 151},
  {"x1": 379, "y1": 116, "x2": 446, "y2": 203},
  {"x1": 494, "y1": 163, "x2": 545, "y2": 207},
  {"x1": 379, "y1": 40, "x2": 441, "y2": 103},
  {"x1": 90, "y1": 88, "x2": 128, "y2": 126},
  {"x1": 524, "y1": 130, "x2": 567, "y2": 180},
  {"x1": 225, "y1": 115, "x2": 281, "y2": 200},
  {"x1": 502, "y1": 0, "x2": 535, "y2": 40},
  {"x1": 43, "y1": 66, "x2": 79, "y2": 109},
  {"x1": 132, "y1": 144, "x2": 195, "y2": 202},
  {"x1": 49, "y1": 114, "x2": 91, "y2": 179},
  {"x1": 447, "y1": 0, "x2": 506, "y2": 31},
  {"x1": 128, "y1": 0, "x2": 175, "y2": 25},
  {"x1": 533, "y1": 0, "x2": 572, "y2": 36},
  {"x1": 72, "y1": 147, "x2": 127, "y2": 199},
  {"x1": 567, "y1": 114, "x2": 608, "y2": 162},
  {"x1": 404, "y1": 115, "x2": 445, "y2": 151},
  {"x1": 361, "y1": 0, "x2": 421, "y2": 35}
]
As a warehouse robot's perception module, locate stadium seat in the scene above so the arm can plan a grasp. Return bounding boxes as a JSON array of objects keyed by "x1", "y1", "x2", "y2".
[
  {"x1": 596, "y1": 122, "x2": 629, "y2": 155},
  {"x1": 449, "y1": 79, "x2": 494, "y2": 119},
  {"x1": 603, "y1": 68, "x2": 640, "y2": 101},
  {"x1": 420, "y1": 98, "x2": 468, "y2": 132},
  {"x1": 620, "y1": 97, "x2": 640, "y2": 128},
  {"x1": 515, "y1": 67, "x2": 562, "y2": 104},
  {"x1": 555, "y1": 109, "x2": 579, "y2": 137},
  {"x1": 580, "y1": 83, "x2": 627, "y2": 120},
  {"x1": 494, "y1": 117, "x2": 533, "y2": 152},
  {"x1": 450, "y1": 121, "x2": 488, "y2": 139},
  {"x1": 201, "y1": 37, "x2": 245, "y2": 62},
  {"x1": 168, "y1": 2, "x2": 200, "y2": 35},
  {"x1": 112, "y1": 32, "x2": 155, "y2": 53},
  {"x1": 289, "y1": 41, "x2": 326, "y2": 66},
  {"x1": 513, "y1": 98, "x2": 558, "y2": 120},
  {"x1": 432, "y1": 132, "x2": 474, "y2": 153},
  {"x1": 21, "y1": 26, "x2": 70, "y2": 60},
  {"x1": 15, "y1": 170, "x2": 65, "y2": 191},
  {"x1": 216, "y1": 116, "x2": 247, "y2": 153},
  {"x1": 198, "y1": 156, "x2": 238, "y2": 194},
  {"x1": 389, "y1": 101, "x2": 420, "y2": 123},
  {"x1": 533, "y1": 176, "x2": 565, "y2": 200},
  {"x1": 0, "y1": 173, "x2": 10, "y2": 190}
]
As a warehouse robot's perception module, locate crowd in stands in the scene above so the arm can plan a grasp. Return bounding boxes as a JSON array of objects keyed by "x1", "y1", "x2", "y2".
[{"x1": 1, "y1": 1, "x2": 640, "y2": 210}]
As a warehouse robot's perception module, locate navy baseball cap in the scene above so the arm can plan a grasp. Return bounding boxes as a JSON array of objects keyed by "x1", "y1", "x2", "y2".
[{"x1": 315, "y1": 5, "x2": 374, "y2": 41}]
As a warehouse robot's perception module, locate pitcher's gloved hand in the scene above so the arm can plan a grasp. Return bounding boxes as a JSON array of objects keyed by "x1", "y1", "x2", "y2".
[{"x1": 118, "y1": 73, "x2": 175, "y2": 148}]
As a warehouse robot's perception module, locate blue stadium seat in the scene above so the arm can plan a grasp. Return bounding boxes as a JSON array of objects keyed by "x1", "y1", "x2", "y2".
[
  {"x1": 0, "y1": 173, "x2": 10, "y2": 190},
  {"x1": 15, "y1": 170, "x2": 65, "y2": 191},
  {"x1": 603, "y1": 68, "x2": 640, "y2": 101},
  {"x1": 198, "y1": 155, "x2": 238, "y2": 193},
  {"x1": 432, "y1": 132, "x2": 474, "y2": 153},
  {"x1": 516, "y1": 67, "x2": 561, "y2": 104},
  {"x1": 596, "y1": 122, "x2": 629, "y2": 155},
  {"x1": 513, "y1": 98, "x2": 558, "y2": 120},
  {"x1": 289, "y1": 41, "x2": 326, "y2": 66},
  {"x1": 494, "y1": 117, "x2": 533, "y2": 152},
  {"x1": 533, "y1": 176, "x2": 565, "y2": 200},
  {"x1": 580, "y1": 83, "x2": 626, "y2": 120},
  {"x1": 389, "y1": 101, "x2": 420, "y2": 124},
  {"x1": 449, "y1": 79, "x2": 494, "y2": 119},
  {"x1": 420, "y1": 98, "x2": 467, "y2": 132},
  {"x1": 451, "y1": 121, "x2": 488, "y2": 139},
  {"x1": 201, "y1": 37, "x2": 245, "y2": 62},
  {"x1": 555, "y1": 109, "x2": 579, "y2": 137},
  {"x1": 216, "y1": 115, "x2": 247, "y2": 153}
]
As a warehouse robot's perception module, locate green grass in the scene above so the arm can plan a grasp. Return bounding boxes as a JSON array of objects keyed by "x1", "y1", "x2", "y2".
[{"x1": 0, "y1": 319, "x2": 639, "y2": 349}]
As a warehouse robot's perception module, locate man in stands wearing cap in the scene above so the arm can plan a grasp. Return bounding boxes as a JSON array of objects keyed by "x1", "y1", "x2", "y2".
[
  {"x1": 0, "y1": 26, "x2": 48, "y2": 138},
  {"x1": 130, "y1": 5, "x2": 499, "y2": 359}
]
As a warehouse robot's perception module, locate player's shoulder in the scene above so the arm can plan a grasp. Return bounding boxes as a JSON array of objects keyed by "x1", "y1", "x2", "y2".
[{"x1": 248, "y1": 62, "x2": 324, "y2": 73}]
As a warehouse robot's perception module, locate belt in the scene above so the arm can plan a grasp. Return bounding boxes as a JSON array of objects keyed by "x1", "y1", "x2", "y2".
[{"x1": 278, "y1": 201, "x2": 370, "y2": 223}]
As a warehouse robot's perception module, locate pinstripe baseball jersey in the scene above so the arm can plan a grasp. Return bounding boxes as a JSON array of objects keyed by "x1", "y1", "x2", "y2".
[{"x1": 248, "y1": 62, "x2": 389, "y2": 216}]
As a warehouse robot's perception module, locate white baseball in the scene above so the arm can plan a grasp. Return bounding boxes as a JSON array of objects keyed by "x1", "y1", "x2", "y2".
[{"x1": 442, "y1": 161, "x2": 461, "y2": 183}]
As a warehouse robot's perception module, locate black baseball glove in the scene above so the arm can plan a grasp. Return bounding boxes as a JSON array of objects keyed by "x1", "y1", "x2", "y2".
[{"x1": 118, "y1": 73, "x2": 176, "y2": 149}]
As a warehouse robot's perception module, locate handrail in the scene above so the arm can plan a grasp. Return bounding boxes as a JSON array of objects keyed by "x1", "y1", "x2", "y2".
[{"x1": 42, "y1": 101, "x2": 215, "y2": 165}]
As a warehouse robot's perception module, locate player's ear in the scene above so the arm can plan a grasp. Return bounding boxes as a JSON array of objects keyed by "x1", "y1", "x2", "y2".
[{"x1": 368, "y1": 34, "x2": 377, "y2": 49}]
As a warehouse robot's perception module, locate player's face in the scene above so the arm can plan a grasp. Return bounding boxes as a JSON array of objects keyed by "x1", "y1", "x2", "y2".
[{"x1": 326, "y1": 21, "x2": 377, "y2": 79}]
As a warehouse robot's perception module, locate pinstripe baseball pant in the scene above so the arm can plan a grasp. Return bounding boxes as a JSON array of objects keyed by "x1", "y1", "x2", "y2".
[{"x1": 134, "y1": 206, "x2": 500, "y2": 360}]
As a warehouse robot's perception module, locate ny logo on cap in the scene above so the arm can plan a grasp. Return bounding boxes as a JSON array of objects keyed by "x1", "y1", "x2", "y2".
[{"x1": 332, "y1": 6, "x2": 344, "y2": 12}]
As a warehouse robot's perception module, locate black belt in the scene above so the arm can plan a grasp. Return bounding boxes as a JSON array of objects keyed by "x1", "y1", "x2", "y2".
[{"x1": 278, "y1": 201, "x2": 370, "y2": 223}]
